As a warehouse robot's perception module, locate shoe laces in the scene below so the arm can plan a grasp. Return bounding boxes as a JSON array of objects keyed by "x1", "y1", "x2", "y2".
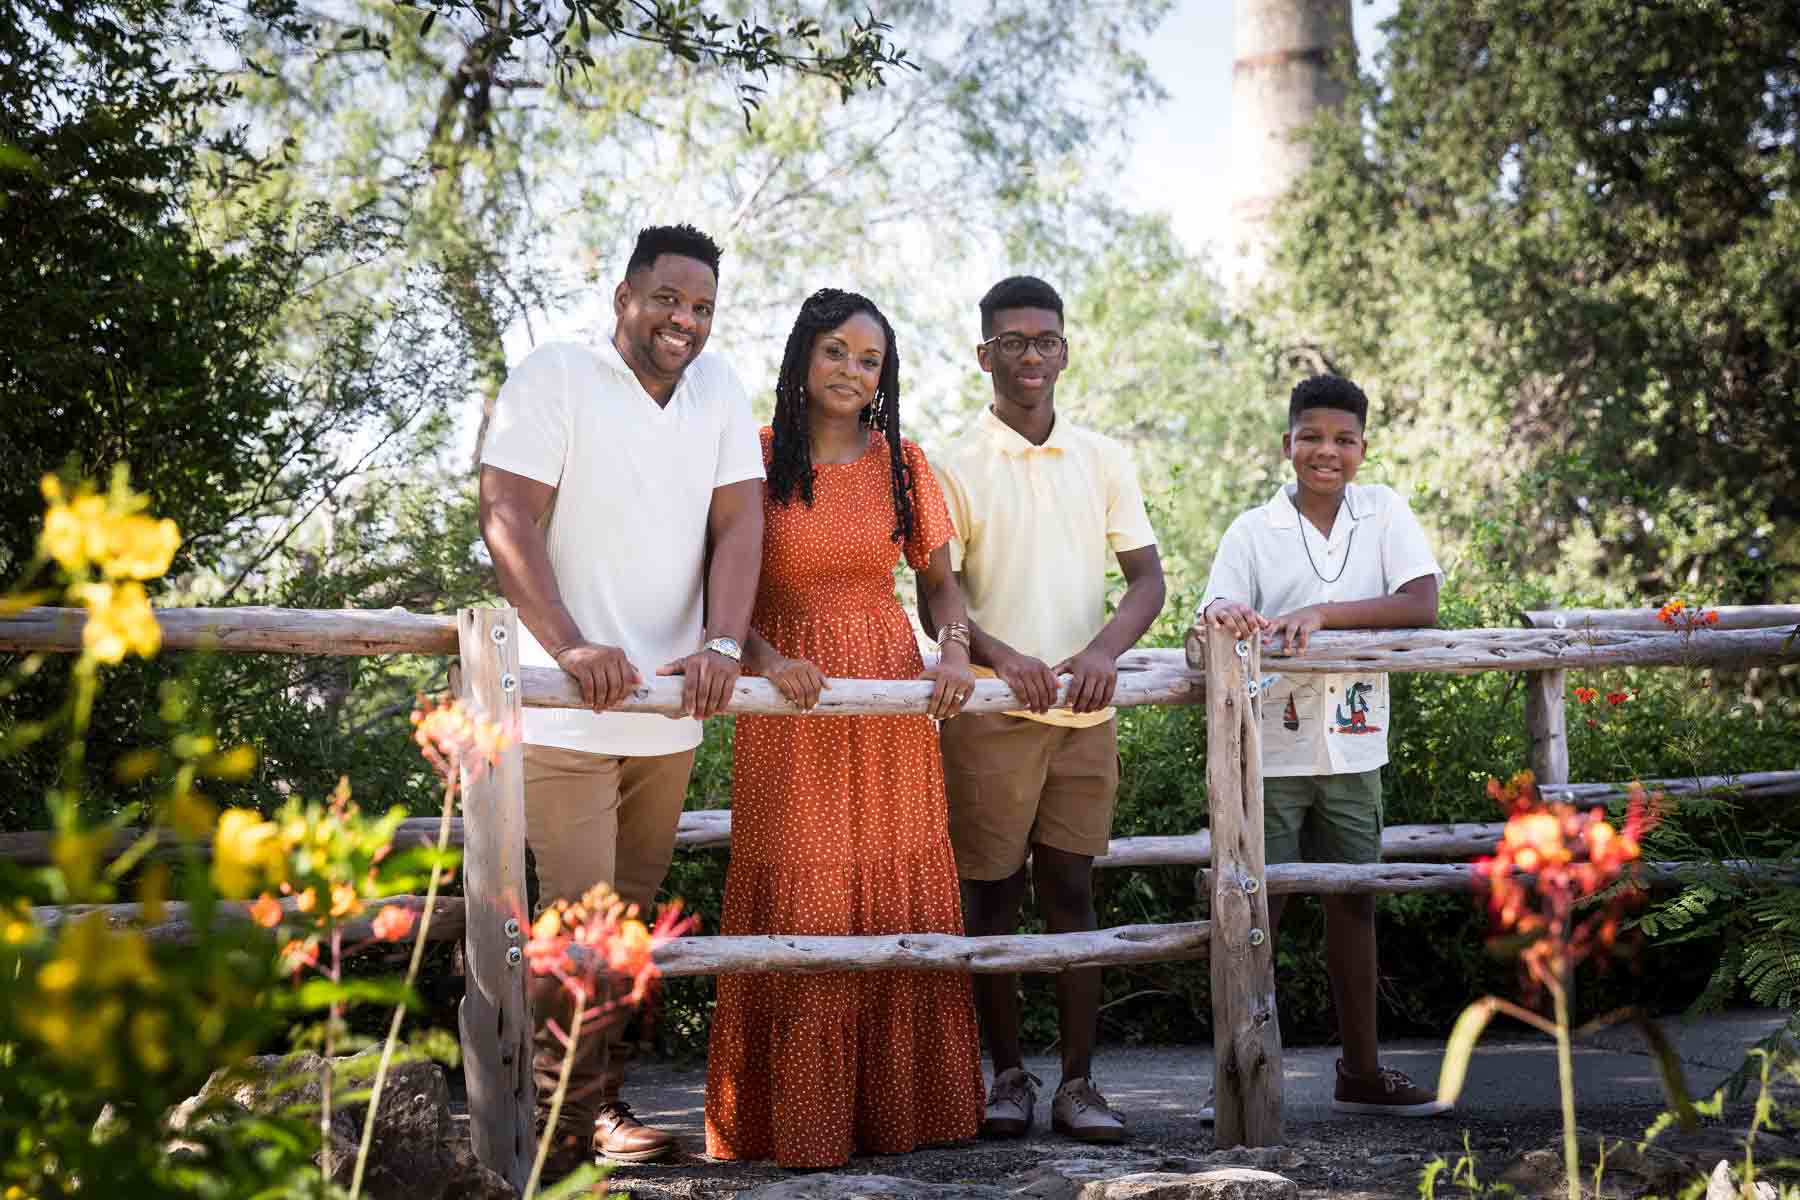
[
  {"x1": 990, "y1": 1068, "x2": 1042, "y2": 1103},
  {"x1": 1059, "y1": 1077, "x2": 1107, "y2": 1114},
  {"x1": 596, "y1": 1100, "x2": 638, "y2": 1123},
  {"x1": 1376, "y1": 1067, "x2": 1415, "y2": 1094}
]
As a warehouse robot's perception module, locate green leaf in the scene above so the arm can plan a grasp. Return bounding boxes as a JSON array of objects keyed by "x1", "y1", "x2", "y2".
[
  {"x1": 290, "y1": 977, "x2": 418, "y2": 1011},
  {"x1": 1437, "y1": 996, "x2": 1501, "y2": 1107},
  {"x1": 1632, "y1": 1014, "x2": 1697, "y2": 1129}
]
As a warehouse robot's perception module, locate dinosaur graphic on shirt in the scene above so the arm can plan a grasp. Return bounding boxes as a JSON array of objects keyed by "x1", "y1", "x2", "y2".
[{"x1": 1331, "y1": 680, "x2": 1381, "y2": 735}]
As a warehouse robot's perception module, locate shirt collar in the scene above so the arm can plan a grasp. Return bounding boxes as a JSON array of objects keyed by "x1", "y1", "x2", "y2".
[
  {"x1": 600, "y1": 330, "x2": 691, "y2": 403},
  {"x1": 980, "y1": 406, "x2": 1067, "y2": 456},
  {"x1": 1264, "y1": 483, "x2": 1365, "y2": 531}
]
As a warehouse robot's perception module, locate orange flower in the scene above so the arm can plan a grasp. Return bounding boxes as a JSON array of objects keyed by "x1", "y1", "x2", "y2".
[
  {"x1": 249, "y1": 893, "x2": 283, "y2": 929},
  {"x1": 1474, "y1": 773, "x2": 1661, "y2": 994},
  {"x1": 411, "y1": 696, "x2": 515, "y2": 791},
  {"x1": 329, "y1": 883, "x2": 363, "y2": 919},
  {"x1": 370, "y1": 904, "x2": 417, "y2": 942},
  {"x1": 1656, "y1": 599, "x2": 1686, "y2": 625},
  {"x1": 280, "y1": 938, "x2": 318, "y2": 976},
  {"x1": 524, "y1": 884, "x2": 698, "y2": 1024},
  {"x1": 1572, "y1": 686, "x2": 1599, "y2": 704},
  {"x1": 1703, "y1": 610, "x2": 1719, "y2": 626}
]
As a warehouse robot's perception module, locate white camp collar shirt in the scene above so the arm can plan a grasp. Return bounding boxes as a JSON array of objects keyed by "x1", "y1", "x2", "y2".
[{"x1": 1201, "y1": 483, "x2": 1442, "y2": 777}]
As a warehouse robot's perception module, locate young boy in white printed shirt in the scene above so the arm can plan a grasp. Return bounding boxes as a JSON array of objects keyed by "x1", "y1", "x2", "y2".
[{"x1": 1195, "y1": 374, "x2": 1449, "y2": 1117}]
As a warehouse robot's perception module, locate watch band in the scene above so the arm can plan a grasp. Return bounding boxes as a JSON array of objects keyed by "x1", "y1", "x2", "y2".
[{"x1": 702, "y1": 636, "x2": 742, "y2": 662}]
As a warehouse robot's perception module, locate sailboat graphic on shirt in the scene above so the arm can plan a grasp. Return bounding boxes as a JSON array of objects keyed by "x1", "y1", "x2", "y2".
[{"x1": 1283, "y1": 694, "x2": 1300, "y2": 731}]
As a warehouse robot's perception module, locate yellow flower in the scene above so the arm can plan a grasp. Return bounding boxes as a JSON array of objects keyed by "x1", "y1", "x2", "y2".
[
  {"x1": 75, "y1": 580, "x2": 161, "y2": 664},
  {"x1": 212, "y1": 808, "x2": 284, "y2": 898},
  {"x1": 131, "y1": 1010, "x2": 171, "y2": 1073},
  {"x1": 203, "y1": 744, "x2": 259, "y2": 781},
  {"x1": 294, "y1": 886, "x2": 318, "y2": 914},
  {"x1": 100, "y1": 513, "x2": 180, "y2": 581},
  {"x1": 329, "y1": 883, "x2": 363, "y2": 920},
  {"x1": 2, "y1": 899, "x2": 40, "y2": 947}
]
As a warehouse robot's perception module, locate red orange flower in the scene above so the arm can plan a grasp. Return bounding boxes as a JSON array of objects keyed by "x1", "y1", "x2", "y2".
[
  {"x1": 1473, "y1": 771, "x2": 1661, "y2": 994},
  {"x1": 1572, "y1": 686, "x2": 1599, "y2": 704},
  {"x1": 370, "y1": 904, "x2": 417, "y2": 943},
  {"x1": 1605, "y1": 691, "x2": 1630, "y2": 706},
  {"x1": 411, "y1": 696, "x2": 515, "y2": 791},
  {"x1": 1656, "y1": 599, "x2": 1719, "y2": 632},
  {"x1": 280, "y1": 938, "x2": 319, "y2": 976},
  {"x1": 249, "y1": 893, "x2": 283, "y2": 929},
  {"x1": 524, "y1": 883, "x2": 698, "y2": 1042}
]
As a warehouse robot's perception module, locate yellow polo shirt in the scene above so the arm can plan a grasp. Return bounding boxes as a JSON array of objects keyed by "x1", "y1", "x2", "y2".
[{"x1": 933, "y1": 408, "x2": 1158, "y2": 728}]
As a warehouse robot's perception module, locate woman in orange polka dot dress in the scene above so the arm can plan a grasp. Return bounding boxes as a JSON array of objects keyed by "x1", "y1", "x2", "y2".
[{"x1": 703, "y1": 289, "x2": 986, "y2": 1168}]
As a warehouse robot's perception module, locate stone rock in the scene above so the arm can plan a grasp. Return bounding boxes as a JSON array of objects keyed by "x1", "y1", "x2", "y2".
[
  {"x1": 739, "y1": 1175, "x2": 1010, "y2": 1199},
  {"x1": 1706, "y1": 1159, "x2": 1778, "y2": 1200},
  {"x1": 1078, "y1": 1169, "x2": 1298, "y2": 1200},
  {"x1": 169, "y1": 1050, "x2": 511, "y2": 1200}
]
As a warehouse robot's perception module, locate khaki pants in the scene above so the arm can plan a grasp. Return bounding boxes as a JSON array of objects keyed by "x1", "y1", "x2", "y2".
[
  {"x1": 522, "y1": 743, "x2": 695, "y2": 914},
  {"x1": 523, "y1": 743, "x2": 694, "y2": 1134}
]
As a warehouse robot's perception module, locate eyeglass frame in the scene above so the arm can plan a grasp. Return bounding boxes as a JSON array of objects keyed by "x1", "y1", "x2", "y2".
[{"x1": 977, "y1": 332, "x2": 1069, "y2": 359}]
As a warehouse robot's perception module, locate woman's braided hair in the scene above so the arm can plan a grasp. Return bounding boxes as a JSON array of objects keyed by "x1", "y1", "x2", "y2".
[{"x1": 768, "y1": 288, "x2": 914, "y2": 544}]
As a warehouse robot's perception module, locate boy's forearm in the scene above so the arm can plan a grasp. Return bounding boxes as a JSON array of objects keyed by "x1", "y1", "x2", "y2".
[
  {"x1": 1313, "y1": 592, "x2": 1437, "y2": 631},
  {"x1": 967, "y1": 621, "x2": 1021, "y2": 671}
]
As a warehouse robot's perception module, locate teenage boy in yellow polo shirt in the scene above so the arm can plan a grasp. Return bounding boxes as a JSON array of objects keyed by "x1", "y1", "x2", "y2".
[{"x1": 921, "y1": 275, "x2": 1166, "y2": 1144}]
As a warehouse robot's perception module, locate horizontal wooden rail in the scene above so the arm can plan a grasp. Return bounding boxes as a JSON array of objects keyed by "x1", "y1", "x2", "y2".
[
  {"x1": 30, "y1": 859, "x2": 1794, "y2": 951},
  {"x1": 31, "y1": 893, "x2": 464, "y2": 946},
  {"x1": 648, "y1": 921, "x2": 1212, "y2": 976},
  {"x1": 9, "y1": 772, "x2": 1791, "y2": 868},
  {"x1": 0, "y1": 607, "x2": 458, "y2": 656},
  {"x1": 1185, "y1": 626, "x2": 1797, "y2": 676},
  {"x1": 1523, "y1": 606, "x2": 1800, "y2": 633}
]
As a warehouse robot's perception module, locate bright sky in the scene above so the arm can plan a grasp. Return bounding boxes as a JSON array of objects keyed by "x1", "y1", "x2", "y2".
[{"x1": 1123, "y1": 0, "x2": 1397, "y2": 257}]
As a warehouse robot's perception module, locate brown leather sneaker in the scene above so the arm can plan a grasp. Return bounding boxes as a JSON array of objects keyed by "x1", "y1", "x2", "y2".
[
  {"x1": 592, "y1": 1100, "x2": 680, "y2": 1163},
  {"x1": 980, "y1": 1066, "x2": 1041, "y2": 1138},
  {"x1": 1050, "y1": 1076, "x2": 1126, "y2": 1144},
  {"x1": 1330, "y1": 1058, "x2": 1451, "y2": 1117}
]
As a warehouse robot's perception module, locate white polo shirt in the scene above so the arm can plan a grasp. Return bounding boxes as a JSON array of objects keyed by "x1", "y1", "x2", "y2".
[
  {"x1": 1201, "y1": 483, "x2": 1441, "y2": 777},
  {"x1": 481, "y1": 338, "x2": 764, "y2": 757}
]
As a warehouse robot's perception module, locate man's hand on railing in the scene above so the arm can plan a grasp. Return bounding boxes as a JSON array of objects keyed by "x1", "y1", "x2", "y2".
[
  {"x1": 552, "y1": 642, "x2": 642, "y2": 711},
  {"x1": 1051, "y1": 646, "x2": 1120, "y2": 713},
  {"x1": 658, "y1": 648, "x2": 742, "y2": 719},
  {"x1": 1199, "y1": 600, "x2": 1270, "y2": 642},
  {"x1": 988, "y1": 646, "x2": 1060, "y2": 713},
  {"x1": 1265, "y1": 606, "x2": 1326, "y2": 654}
]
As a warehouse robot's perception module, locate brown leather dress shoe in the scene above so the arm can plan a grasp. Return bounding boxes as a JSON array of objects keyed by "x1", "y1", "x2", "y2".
[{"x1": 592, "y1": 1101, "x2": 680, "y2": 1163}]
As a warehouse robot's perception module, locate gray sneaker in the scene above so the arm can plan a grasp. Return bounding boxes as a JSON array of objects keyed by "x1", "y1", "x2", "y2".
[
  {"x1": 1199, "y1": 1084, "x2": 1215, "y2": 1124},
  {"x1": 981, "y1": 1067, "x2": 1041, "y2": 1138},
  {"x1": 1051, "y1": 1076, "x2": 1126, "y2": 1144}
]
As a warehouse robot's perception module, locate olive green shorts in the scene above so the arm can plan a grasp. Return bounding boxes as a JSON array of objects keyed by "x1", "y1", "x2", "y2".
[{"x1": 1263, "y1": 769, "x2": 1383, "y2": 865}]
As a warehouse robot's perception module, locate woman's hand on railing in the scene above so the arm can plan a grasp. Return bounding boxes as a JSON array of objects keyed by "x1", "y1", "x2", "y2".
[{"x1": 919, "y1": 644, "x2": 977, "y2": 720}]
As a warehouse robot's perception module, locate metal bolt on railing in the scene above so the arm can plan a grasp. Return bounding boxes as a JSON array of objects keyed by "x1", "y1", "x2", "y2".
[
  {"x1": 500, "y1": 673, "x2": 517, "y2": 693},
  {"x1": 505, "y1": 946, "x2": 522, "y2": 967},
  {"x1": 1247, "y1": 928, "x2": 1266, "y2": 947},
  {"x1": 490, "y1": 625, "x2": 509, "y2": 644},
  {"x1": 504, "y1": 918, "x2": 520, "y2": 939},
  {"x1": 1243, "y1": 877, "x2": 1261, "y2": 895}
]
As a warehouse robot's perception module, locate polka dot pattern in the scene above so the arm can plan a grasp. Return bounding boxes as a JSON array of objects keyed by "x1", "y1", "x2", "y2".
[{"x1": 703, "y1": 429, "x2": 985, "y2": 1168}]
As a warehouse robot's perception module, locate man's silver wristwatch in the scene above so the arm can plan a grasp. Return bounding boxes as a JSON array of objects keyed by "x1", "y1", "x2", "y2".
[{"x1": 701, "y1": 636, "x2": 742, "y2": 662}]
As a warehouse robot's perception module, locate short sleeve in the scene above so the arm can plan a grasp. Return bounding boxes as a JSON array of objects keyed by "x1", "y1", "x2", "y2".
[
  {"x1": 902, "y1": 441, "x2": 955, "y2": 573},
  {"x1": 933, "y1": 445, "x2": 973, "y2": 573},
  {"x1": 481, "y1": 343, "x2": 571, "y2": 487},
  {"x1": 1103, "y1": 440, "x2": 1158, "y2": 554},
  {"x1": 711, "y1": 359, "x2": 765, "y2": 488},
  {"x1": 1379, "y1": 488, "x2": 1442, "y2": 593},
  {"x1": 1200, "y1": 516, "x2": 1259, "y2": 621}
]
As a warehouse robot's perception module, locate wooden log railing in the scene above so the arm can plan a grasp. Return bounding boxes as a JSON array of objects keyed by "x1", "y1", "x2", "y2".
[{"x1": 2, "y1": 602, "x2": 1796, "y2": 1170}]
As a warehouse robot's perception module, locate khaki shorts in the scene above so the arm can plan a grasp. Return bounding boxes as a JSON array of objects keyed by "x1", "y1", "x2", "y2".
[
  {"x1": 1264, "y1": 769, "x2": 1383, "y2": 865},
  {"x1": 940, "y1": 714, "x2": 1119, "y2": 881},
  {"x1": 523, "y1": 744, "x2": 696, "y2": 915}
]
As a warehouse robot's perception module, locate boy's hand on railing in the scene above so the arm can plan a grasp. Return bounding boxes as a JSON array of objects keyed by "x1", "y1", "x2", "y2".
[
  {"x1": 552, "y1": 642, "x2": 642, "y2": 711},
  {"x1": 1200, "y1": 600, "x2": 1269, "y2": 641},
  {"x1": 1266, "y1": 605, "x2": 1326, "y2": 654},
  {"x1": 766, "y1": 656, "x2": 828, "y2": 712},
  {"x1": 919, "y1": 644, "x2": 976, "y2": 721},
  {"x1": 1052, "y1": 647, "x2": 1119, "y2": 713},
  {"x1": 989, "y1": 647, "x2": 1060, "y2": 713},
  {"x1": 657, "y1": 649, "x2": 742, "y2": 720}
]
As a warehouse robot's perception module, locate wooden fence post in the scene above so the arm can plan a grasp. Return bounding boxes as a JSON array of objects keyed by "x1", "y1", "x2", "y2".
[
  {"x1": 457, "y1": 607, "x2": 533, "y2": 1189},
  {"x1": 1518, "y1": 615, "x2": 1570, "y2": 787},
  {"x1": 1204, "y1": 623, "x2": 1283, "y2": 1147}
]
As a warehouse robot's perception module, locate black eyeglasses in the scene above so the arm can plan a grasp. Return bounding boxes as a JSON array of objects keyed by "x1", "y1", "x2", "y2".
[{"x1": 979, "y1": 333, "x2": 1067, "y2": 359}]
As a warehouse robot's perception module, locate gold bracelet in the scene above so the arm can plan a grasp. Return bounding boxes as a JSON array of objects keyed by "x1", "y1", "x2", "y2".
[{"x1": 936, "y1": 621, "x2": 970, "y2": 651}]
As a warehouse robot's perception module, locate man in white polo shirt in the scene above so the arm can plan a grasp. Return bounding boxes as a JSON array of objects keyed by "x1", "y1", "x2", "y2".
[
  {"x1": 1197, "y1": 373, "x2": 1446, "y2": 1118},
  {"x1": 478, "y1": 223, "x2": 764, "y2": 1163}
]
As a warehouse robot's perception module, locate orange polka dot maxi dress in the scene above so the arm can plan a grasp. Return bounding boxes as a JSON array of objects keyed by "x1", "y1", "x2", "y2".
[{"x1": 703, "y1": 428, "x2": 985, "y2": 1168}]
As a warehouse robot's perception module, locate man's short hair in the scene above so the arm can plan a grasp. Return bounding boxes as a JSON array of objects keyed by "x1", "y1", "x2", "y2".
[
  {"x1": 626, "y1": 223, "x2": 722, "y2": 280},
  {"x1": 1288, "y1": 374, "x2": 1369, "y2": 429},
  {"x1": 978, "y1": 275, "x2": 1064, "y2": 337}
]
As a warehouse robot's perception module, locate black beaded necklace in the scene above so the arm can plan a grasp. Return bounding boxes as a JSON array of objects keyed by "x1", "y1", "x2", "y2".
[{"x1": 1296, "y1": 492, "x2": 1355, "y2": 584}]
